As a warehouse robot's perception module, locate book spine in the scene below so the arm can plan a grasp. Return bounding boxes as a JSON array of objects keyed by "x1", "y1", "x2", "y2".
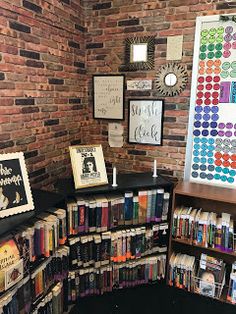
[
  {"x1": 155, "y1": 189, "x2": 164, "y2": 222},
  {"x1": 124, "y1": 192, "x2": 133, "y2": 225}
]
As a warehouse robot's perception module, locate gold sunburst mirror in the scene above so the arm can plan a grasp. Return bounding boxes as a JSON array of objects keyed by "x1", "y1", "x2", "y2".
[{"x1": 155, "y1": 63, "x2": 188, "y2": 96}]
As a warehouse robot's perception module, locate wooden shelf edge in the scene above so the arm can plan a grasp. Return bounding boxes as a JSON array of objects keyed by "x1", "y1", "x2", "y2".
[
  {"x1": 174, "y1": 181, "x2": 236, "y2": 205},
  {"x1": 172, "y1": 237, "x2": 236, "y2": 258}
]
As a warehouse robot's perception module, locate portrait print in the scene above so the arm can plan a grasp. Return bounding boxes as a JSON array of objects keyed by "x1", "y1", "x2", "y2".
[{"x1": 69, "y1": 145, "x2": 108, "y2": 189}]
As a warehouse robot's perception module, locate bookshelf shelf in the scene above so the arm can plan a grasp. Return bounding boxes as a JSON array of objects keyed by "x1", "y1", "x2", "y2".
[
  {"x1": 172, "y1": 238, "x2": 236, "y2": 261},
  {"x1": 56, "y1": 172, "x2": 174, "y2": 303},
  {"x1": 168, "y1": 180, "x2": 236, "y2": 306}
]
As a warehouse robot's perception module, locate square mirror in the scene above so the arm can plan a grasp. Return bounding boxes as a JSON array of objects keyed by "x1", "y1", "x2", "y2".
[
  {"x1": 130, "y1": 43, "x2": 148, "y2": 63},
  {"x1": 124, "y1": 36, "x2": 155, "y2": 71}
]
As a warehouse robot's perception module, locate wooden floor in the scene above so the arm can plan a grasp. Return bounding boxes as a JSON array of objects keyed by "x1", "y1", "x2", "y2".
[{"x1": 70, "y1": 283, "x2": 236, "y2": 314}]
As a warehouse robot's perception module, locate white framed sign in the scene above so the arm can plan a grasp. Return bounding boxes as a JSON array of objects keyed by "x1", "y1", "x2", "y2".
[
  {"x1": 69, "y1": 144, "x2": 108, "y2": 189},
  {"x1": 93, "y1": 74, "x2": 125, "y2": 120},
  {"x1": 128, "y1": 99, "x2": 164, "y2": 145},
  {"x1": 127, "y1": 80, "x2": 152, "y2": 90},
  {"x1": 0, "y1": 152, "x2": 34, "y2": 218}
]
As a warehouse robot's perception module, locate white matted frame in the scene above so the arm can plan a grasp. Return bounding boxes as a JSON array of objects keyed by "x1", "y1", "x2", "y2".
[
  {"x1": 93, "y1": 74, "x2": 125, "y2": 120},
  {"x1": 128, "y1": 99, "x2": 164, "y2": 145},
  {"x1": 184, "y1": 14, "x2": 236, "y2": 188},
  {"x1": 69, "y1": 144, "x2": 108, "y2": 189},
  {"x1": 0, "y1": 152, "x2": 34, "y2": 218}
]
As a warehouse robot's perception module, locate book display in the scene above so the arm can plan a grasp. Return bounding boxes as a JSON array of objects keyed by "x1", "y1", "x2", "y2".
[
  {"x1": 56, "y1": 172, "x2": 173, "y2": 303},
  {"x1": 0, "y1": 190, "x2": 69, "y2": 313},
  {"x1": 169, "y1": 181, "x2": 236, "y2": 304}
]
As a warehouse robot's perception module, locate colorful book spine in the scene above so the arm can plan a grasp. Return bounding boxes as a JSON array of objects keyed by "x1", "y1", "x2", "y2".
[{"x1": 138, "y1": 191, "x2": 148, "y2": 224}]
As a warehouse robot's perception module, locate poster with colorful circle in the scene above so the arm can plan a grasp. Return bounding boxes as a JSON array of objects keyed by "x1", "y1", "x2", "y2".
[{"x1": 185, "y1": 15, "x2": 236, "y2": 188}]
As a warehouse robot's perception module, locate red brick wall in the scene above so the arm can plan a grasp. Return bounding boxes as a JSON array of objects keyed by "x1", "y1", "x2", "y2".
[
  {"x1": 1, "y1": 0, "x2": 235, "y2": 189},
  {"x1": 84, "y1": 0, "x2": 235, "y2": 180},
  {"x1": 0, "y1": 0, "x2": 87, "y2": 189}
]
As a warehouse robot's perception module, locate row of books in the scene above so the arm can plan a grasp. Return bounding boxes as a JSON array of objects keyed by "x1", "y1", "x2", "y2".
[
  {"x1": 0, "y1": 246, "x2": 69, "y2": 314},
  {"x1": 168, "y1": 252, "x2": 226, "y2": 299},
  {"x1": 31, "y1": 246, "x2": 69, "y2": 302},
  {"x1": 172, "y1": 207, "x2": 234, "y2": 251},
  {"x1": 12, "y1": 208, "x2": 67, "y2": 266},
  {"x1": 69, "y1": 224, "x2": 168, "y2": 269},
  {"x1": 68, "y1": 255, "x2": 166, "y2": 300},
  {"x1": 31, "y1": 282, "x2": 64, "y2": 314},
  {"x1": 67, "y1": 190, "x2": 170, "y2": 236}
]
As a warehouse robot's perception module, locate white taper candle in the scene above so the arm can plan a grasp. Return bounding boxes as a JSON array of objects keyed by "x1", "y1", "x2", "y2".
[
  {"x1": 112, "y1": 166, "x2": 118, "y2": 187},
  {"x1": 153, "y1": 159, "x2": 157, "y2": 177}
]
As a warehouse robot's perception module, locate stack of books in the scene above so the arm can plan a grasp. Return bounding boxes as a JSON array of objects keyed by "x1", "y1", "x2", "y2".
[
  {"x1": 68, "y1": 224, "x2": 168, "y2": 269},
  {"x1": 68, "y1": 255, "x2": 166, "y2": 300},
  {"x1": 67, "y1": 190, "x2": 170, "y2": 235},
  {"x1": 172, "y1": 207, "x2": 234, "y2": 251},
  {"x1": 168, "y1": 253, "x2": 195, "y2": 291}
]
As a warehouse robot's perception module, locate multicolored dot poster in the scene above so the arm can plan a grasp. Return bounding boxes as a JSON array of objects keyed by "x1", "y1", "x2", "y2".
[{"x1": 185, "y1": 15, "x2": 236, "y2": 188}]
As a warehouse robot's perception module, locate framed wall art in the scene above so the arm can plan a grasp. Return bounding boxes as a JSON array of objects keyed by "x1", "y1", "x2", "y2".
[
  {"x1": 128, "y1": 99, "x2": 164, "y2": 145},
  {"x1": 124, "y1": 36, "x2": 155, "y2": 71},
  {"x1": 0, "y1": 152, "x2": 34, "y2": 218},
  {"x1": 69, "y1": 144, "x2": 108, "y2": 189},
  {"x1": 185, "y1": 14, "x2": 236, "y2": 188},
  {"x1": 93, "y1": 74, "x2": 125, "y2": 120}
]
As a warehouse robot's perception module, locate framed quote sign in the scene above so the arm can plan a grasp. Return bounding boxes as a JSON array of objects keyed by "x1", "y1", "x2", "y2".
[
  {"x1": 93, "y1": 74, "x2": 125, "y2": 120},
  {"x1": 0, "y1": 152, "x2": 34, "y2": 218},
  {"x1": 128, "y1": 99, "x2": 164, "y2": 145},
  {"x1": 185, "y1": 14, "x2": 236, "y2": 188},
  {"x1": 69, "y1": 144, "x2": 108, "y2": 189}
]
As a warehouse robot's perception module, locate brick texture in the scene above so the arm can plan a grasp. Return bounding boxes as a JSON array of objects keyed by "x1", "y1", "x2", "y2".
[
  {"x1": 0, "y1": 0, "x2": 87, "y2": 189},
  {"x1": 0, "y1": 0, "x2": 233, "y2": 188},
  {"x1": 83, "y1": 0, "x2": 232, "y2": 180}
]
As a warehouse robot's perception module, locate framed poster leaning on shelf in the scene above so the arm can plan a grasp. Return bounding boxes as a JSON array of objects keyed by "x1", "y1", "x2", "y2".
[
  {"x1": 69, "y1": 144, "x2": 108, "y2": 189},
  {"x1": 0, "y1": 152, "x2": 34, "y2": 218}
]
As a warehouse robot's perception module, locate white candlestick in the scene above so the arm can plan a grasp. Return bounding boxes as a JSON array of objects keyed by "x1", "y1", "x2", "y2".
[
  {"x1": 153, "y1": 160, "x2": 157, "y2": 178},
  {"x1": 112, "y1": 166, "x2": 118, "y2": 187}
]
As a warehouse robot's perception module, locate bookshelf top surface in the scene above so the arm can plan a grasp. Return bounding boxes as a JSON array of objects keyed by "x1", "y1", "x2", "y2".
[
  {"x1": 55, "y1": 172, "x2": 174, "y2": 197},
  {"x1": 175, "y1": 181, "x2": 236, "y2": 204},
  {"x1": 0, "y1": 189, "x2": 64, "y2": 238}
]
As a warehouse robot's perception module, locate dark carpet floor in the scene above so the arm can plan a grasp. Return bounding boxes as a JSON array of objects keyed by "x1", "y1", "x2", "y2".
[{"x1": 69, "y1": 283, "x2": 236, "y2": 314}]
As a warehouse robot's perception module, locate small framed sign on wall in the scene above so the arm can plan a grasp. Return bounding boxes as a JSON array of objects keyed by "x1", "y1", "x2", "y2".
[
  {"x1": 0, "y1": 152, "x2": 34, "y2": 218},
  {"x1": 93, "y1": 74, "x2": 125, "y2": 120},
  {"x1": 128, "y1": 99, "x2": 164, "y2": 145}
]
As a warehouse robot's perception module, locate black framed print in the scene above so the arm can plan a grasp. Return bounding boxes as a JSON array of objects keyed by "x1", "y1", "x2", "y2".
[
  {"x1": 0, "y1": 152, "x2": 34, "y2": 218},
  {"x1": 69, "y1": 144, "x2": 108, "y2": 189},
  {"x1": 128, "y1": 99, "x2": 164, "y2": 145},
  {"x1": 93, "y1": 74, "x2": 125, "y2": 120}
]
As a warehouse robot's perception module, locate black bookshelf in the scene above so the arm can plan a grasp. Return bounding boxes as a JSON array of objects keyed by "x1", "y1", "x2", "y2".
[
  {"x1": 0, "y1": 189, "x2": 64, "y2": 237},
  {"x1": 55, "y1": 172, "x2": 174, "y2": 197}
]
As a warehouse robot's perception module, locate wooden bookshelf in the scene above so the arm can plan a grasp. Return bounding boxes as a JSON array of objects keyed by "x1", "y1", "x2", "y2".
[{"x1": 168, "y1": 180, "x2": 236, "y2": 305}]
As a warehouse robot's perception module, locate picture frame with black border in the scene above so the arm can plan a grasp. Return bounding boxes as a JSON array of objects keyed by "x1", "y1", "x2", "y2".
[
  {"x1": 93, "y1": 74, "x2": 125, "y2": 120},
  {"x1": 128, "y1": 99, "x2": 164, "y2": 146},
  {"x1": 0, "y1": 152, "x2": 34, "y2": 218},
  {"x1": 69, "y1": 144, "x2": 108, "y2": 189}
]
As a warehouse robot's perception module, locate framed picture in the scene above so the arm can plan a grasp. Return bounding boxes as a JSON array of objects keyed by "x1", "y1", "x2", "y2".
[
  {"x1": 0, "y1": 152, "x2": 34, "y2": 218},
  {"x1": 124, "y1": 36, "x2": 155, "y2": 71},
  {"x1": 69, "y1": 144, "x2": 108, "y2": 189},
  {"x1": 128, "y1": 99, "x2": 164, "y2": 145},
  {"x1": 93, "y1": 74, "x2": 125, "y2": 120}
]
